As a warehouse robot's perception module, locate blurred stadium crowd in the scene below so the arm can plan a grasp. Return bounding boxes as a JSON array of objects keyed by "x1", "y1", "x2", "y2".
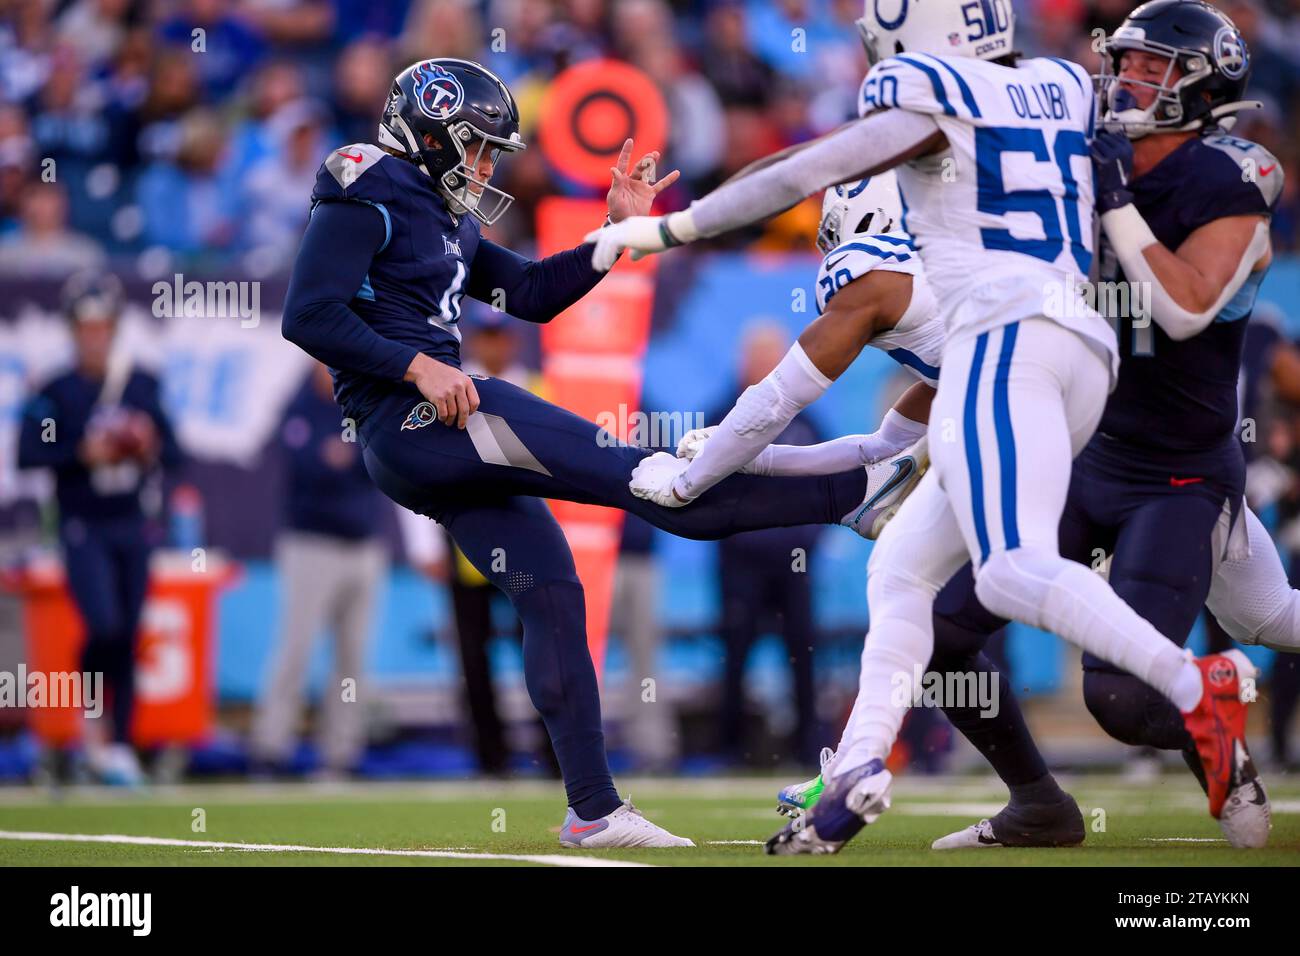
[
  {"x1": 1, "y1": 0, "x2": 1297, "y2": 274},
  {"x1": 0, "y1": 0, "x2": 1299, "y2": 783}
]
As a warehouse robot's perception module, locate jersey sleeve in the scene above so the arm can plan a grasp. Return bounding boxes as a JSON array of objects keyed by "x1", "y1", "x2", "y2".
[
  {"x1": 860, "y1": 53, "x2": 981, "y2": 119},
  {"x1": 1186, "y1": 136, "x2": 1283, "y2": 231},
  {"x1": 814, "y1": 232, "x2": 921, "y2": 315}
]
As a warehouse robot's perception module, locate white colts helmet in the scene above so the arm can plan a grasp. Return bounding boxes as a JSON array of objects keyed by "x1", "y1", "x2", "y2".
[
  {"x1": 817, "y1": 170, "x2": 905, "y2": 254},
  {"x1": 857, "y1": 0, "x2": 1015, "y2": 66}
]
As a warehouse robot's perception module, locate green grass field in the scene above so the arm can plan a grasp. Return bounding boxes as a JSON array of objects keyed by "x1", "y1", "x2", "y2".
[{"x1": 1, "y1": 774, "x2": 1298, "y2": 866}]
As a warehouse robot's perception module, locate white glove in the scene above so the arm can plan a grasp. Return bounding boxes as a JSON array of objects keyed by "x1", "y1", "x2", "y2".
[
  {"x1": 629, "y1": 451, "x2": 695, "y2": 508},
  {"x1": 583, "y1": 210, "x2": 700, "y2": 272},
  {"x1": 676, "y1": 425, "x2": 768, "y2": 474},
  {"x1": 676, "y1": 426, "x2": 717, "y2": 461}
]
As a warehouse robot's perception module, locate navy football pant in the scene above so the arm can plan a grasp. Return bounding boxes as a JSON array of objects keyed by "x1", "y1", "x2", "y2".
[
  {"x1": 930, "y1": 437, "x2": 1241, "y2": 791},
  {"x1": 61, "y1": 516, "x2": 152, "y2": 745},
  {"x1": 361, "y1": 378, "x2": 867, "y2": 816}
]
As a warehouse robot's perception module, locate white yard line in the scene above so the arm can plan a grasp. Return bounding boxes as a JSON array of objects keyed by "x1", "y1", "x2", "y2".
[{"x1": 0, "y1": 830, "x2": 652, "y2": 868}]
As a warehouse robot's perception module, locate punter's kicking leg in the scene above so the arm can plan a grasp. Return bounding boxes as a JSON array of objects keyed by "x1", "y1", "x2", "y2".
[{"x1": 361, "y1": 377, "x2": 869, "y2": 540}]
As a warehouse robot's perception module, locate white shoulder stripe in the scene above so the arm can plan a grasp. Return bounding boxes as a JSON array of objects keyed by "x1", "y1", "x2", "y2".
[{"x1": 325, "y1": 143, "x2": 387, "y2": 189}]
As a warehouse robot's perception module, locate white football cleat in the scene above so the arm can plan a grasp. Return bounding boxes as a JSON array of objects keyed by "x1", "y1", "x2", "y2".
[
  {"x1": 1219, "y1": 743, "x2": 1270, "y2": 849},
  {"x1": 776, "y1": 746, "x2": 836, "y2": 818},
  {"x1": 765, "y1": 759, "x2": 892, "y2": 855},
  {"x1": 931, "y1": 819, "x2": 1004, "y2": 850},
  {"x1": 86, "y1": 743, "x2": 145, "y2": 788},
  {"x1": 842, "y1": 437, "x2": 928, "y2": 539},
  {"x1": 558, "y1": 799, "x2": 695, "y2": 848},
  {"x1": 1215, "y1": 652, "x2": 1270, "y2": 849}
]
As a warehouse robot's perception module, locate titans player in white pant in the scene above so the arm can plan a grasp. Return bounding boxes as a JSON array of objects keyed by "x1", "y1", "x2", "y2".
[{"x1": 589, "y1": 0, "x2": 1262, "y2": 852}]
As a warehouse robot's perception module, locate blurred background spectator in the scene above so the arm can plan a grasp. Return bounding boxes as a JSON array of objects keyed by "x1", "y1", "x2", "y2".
[
  {"x1": 16, "y1": 272, "x2": 181, "y2": 785},
  {"x1": 250, "y1": 361, "x2": 387, "y2": 779},
  {"x1": 713, "y1": 321, "x2": 826, "y2": 767}
]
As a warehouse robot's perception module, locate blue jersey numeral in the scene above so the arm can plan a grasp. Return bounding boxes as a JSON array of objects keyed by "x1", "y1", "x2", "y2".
[
  {"x1": 817, "y1": 267, "x2": 855, "y2": 306},
  {"x1": 975, "y1": 125, "x2": 1092, "y2": 273}
]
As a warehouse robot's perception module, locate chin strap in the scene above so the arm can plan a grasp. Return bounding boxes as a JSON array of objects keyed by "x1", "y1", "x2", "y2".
[{"x1": 1180, "y1": 99, "x2": 1264, "y2": 133}]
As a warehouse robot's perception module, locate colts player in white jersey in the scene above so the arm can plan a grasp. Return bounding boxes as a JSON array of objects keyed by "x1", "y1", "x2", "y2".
[
  {"x1": 589, "y1": 0, "x2": 1261, "y2": 853},
  {"x1": 628, "y1": 171, "x2": 939, "y2": 535}
]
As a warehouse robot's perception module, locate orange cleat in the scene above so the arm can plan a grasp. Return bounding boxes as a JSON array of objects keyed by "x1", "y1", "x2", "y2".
[{"x1": 1180, "y1": 650, "x2": 1257, "y2": 820}]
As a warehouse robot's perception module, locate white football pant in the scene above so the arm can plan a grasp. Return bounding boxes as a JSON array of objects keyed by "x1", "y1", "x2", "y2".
[{"x1": 834, "y1": 318, "x2": 1199, "y2": 775}]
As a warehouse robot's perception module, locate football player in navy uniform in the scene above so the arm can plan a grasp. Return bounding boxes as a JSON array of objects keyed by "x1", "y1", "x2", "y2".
[
  {"x1": 914, "y1": 0, "x2": 1282, "y2": 852},
  {"x1": 17, "y1": 273, "x2": 183, "y2": 786},
  {"x1": 281, "y1": 59, "x2": 878, "y2": 847}
]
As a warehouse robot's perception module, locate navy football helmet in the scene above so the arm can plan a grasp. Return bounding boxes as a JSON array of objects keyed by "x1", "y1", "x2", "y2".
[
  {"x1": 1096, "y1": 0, "x2": 1260, "y2": 139},
  {"x1": 378, "y1": 58, "x2": 525, "y2": 225}
]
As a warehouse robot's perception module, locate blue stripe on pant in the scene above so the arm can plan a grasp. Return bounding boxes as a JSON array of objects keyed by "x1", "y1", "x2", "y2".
[
  {"x1": 993, "y1": 323, "x2": 1020, "y2": 551},
  {"x1": 963, "y1": 333, "x2": 991, "y2": 561},
  {"x1": 964, "y1": 323, "x2": 1020, "y2": 563}
]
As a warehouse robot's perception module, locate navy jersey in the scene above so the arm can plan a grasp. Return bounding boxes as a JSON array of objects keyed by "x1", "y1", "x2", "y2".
[
  {"x1": 1097, "y1": 134, "x2": 1282, "y2": 453},
  {"x1": 17, "y1": 368, "x2": 181, "y2": 523},
  {"x1": 284, "y1": 143, "x2": 606, "y2": 426}
]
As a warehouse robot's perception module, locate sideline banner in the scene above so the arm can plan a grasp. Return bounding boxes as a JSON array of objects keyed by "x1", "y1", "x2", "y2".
[{"x1": 536, "y1": 61, "x2": 667, "y2": 674}]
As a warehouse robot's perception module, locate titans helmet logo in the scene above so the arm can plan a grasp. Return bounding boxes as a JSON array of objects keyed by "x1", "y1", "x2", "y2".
[
  {"x1": 412, "y1": 62, "x2": 465, "y2": 121},
  {"x1": 1213, "y1": 27, "x2": 1249, "y2": 81}
]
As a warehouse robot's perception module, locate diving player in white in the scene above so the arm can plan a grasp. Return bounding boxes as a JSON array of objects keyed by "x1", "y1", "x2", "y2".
[
  {"x1": 588, "y1": 0, "x2": 1261, "y2": 851},
  {"x1": 629, "y1": 171, "x2": 936, "y2": 536}
]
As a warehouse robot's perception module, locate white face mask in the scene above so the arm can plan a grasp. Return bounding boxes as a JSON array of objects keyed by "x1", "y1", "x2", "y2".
[{"x1": 437, "y1": 126, "x2": 520, "y2": 226}]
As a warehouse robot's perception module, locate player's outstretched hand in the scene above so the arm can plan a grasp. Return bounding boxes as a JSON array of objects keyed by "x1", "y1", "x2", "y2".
[
  {"x1": 606, "y1": 137, "x2": 681, "y2": 223},
  {"x1": 629, "y1": 451, "x2": 694, "y2": 508},
  {"x1": 404, "y1": 353, "x2": 480, "y2": 429},
  {"x1": 676, "y1": 425, "x2": 716, "y2": 461}
]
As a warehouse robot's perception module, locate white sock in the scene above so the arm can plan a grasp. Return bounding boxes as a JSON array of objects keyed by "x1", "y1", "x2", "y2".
[
  {"x1": 834, "y1": 581, "x2": 934, "y2": 778},
  {"x1": 1171, "y1": 660, "x2": 1204, "y2": 713}
]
